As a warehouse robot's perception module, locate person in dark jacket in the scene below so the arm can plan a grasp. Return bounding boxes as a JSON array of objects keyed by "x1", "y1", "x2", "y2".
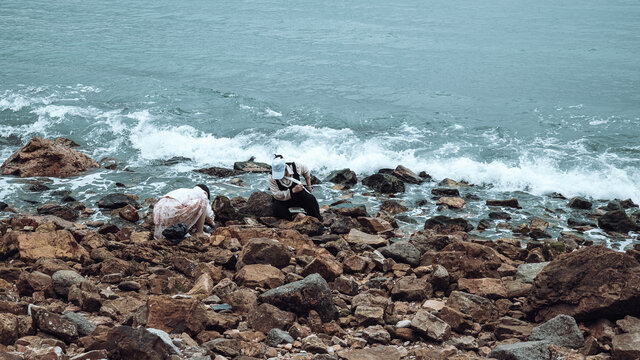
[{"x1": 267, "y1": 155, "x2": 322, "y2": 221}]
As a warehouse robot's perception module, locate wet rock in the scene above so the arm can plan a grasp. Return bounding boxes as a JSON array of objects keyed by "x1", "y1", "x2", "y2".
[
  {"x1": 431, "y1": 188, "x2": 460, "y2": 197},
  {"x1": 265, "y1": 328, "x2": 293, "y2": 347},
  {"x1": 486, "y1": 198, "x2": 521, "y2": 208},
  {"x1": 235, "y1": 264, "x2": 284, "y2": 289},
  {"x1": 410, "y1": 310, "x2": 451, "y2": 342},
  {"x1": 436, "y1": 197, "x2": 465, "y2": 209},
  {"x1": 62, "y1": 312, "x2": 96, "y2": 337},
  {"x1": 525, "y1": 245, "x2": 640, "y2": 322},
  {"x1": 423, "y1": 216, "x2": 473, "y2": 234},
  {"x1": 236, "y1": 238, "x2": 292, "y2": 270},
  {"x1": 233, "y1": 159, "x2": 271, "y2": 172},
  {"x1": 380, "y1": 200, "x2": 408, "y2": 214},
  {"x1": 332, "y1": 203, "x2": 369, "y2": 218},
  {"x1": 529, "y1": 314, "x2": 584, "y2": 349},
  {"x1": 238, "y1": 191, "x2": 274, "y2": 217},
  {"x1": 612, "y1": 332, "x2": 640, "y2": 360},
  {"x1": 118, "y1": 204, "x2": 139, "y2": 222},
  {"x1": 568, "y1": 197, "x2": 592, "y2": 209},
  {"x1": 598, "y1": 210, "x2": 638, "y2": 233},
  {"x1": 362, "y1": 173, "x2": 405, "y2": 194},
  {"x1": 393, "y1": 165, "x2": 423, "y2": 184},
  {"x1": 357, "y1": 217, "x2": 393, "y2": 234},
  {"x1": 146, "y1": 295, "x2": 207, "y2": 336},
  {"x1": 259, "y1": 273, "x2": 337, "y2": 322},
  {"x1": 31, "y1": 308, "x2": 78, "y2": 343},
  {"x1": 1, "y1": 136, "x2": 99, "y2": 178},
  {"x1": 515, "y1": 262, "x2": 549, "y2": 284},
  {"x1": 36, "y1": 203, "x2": 78, "y2": 222},
  {"x1": 212, "y1": 195, "x2": 239, "y2": 224},
  {"x1": 247, "y1": 303, "x2": 296, "y2": 333},
  {"x1": 1, "y1": 230, "x2": 89, "y2": 262},
  {"x1": 346, "y1": 229, "x2": 388, "y2": 248},
  {"x1": 52, "y1": 270, "x2": 86, "y2": 298},
  {"x1": 489, "y1": 211, "x2": 512, "y2": 220},
  {"x1": 378, "y1": 241, "x2": 420, "y2": 266},
  {"x1": 162, "y1": 222, "x2": 188, "y2": 241},
  {"x1": 96, "y1": 193, "x2": 140, "y2": 209},
  {"x1": 325, "y1": 168, "x2": 357, "y2": 187},
  {"x1": 488, "y1": 340, "x2": 550, "y2": 360},
  {"x1": 194, "y1": 166, "x2": 243, "y2": 177}
]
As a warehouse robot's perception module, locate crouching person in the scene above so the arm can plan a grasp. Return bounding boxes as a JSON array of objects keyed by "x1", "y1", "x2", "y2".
[
  {"x1": 153, "y1": 184, "x2": 215, "y2": 240},
  {"x1": 268, "y1": 155, "x2": 322, "y2": 221}
]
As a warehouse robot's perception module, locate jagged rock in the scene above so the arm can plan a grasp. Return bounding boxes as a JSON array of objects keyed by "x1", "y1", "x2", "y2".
[
  {"x1": 421, "y1": 241, "x2": 509, "y2": 281},
  {"x1": 258, "y1": 273, "x2": 337, "y2": 322},
  {"x1": 357, "y1": 217, "x2": 393, "y2": 234},
  {"x1": 446, "y1": 291, "x2": 499, "y2": 324},
  {"x1": 355, "y1": 306, "x2": 384, "y2": 326},
  {"x1": 494, "y1": 316, "x2": 534, "y2": 340},
  {"x1": 617, "y1": 315, "x2": 640, "y2": 333},
  {"x1": 37, "y1": 203, "x2": 78, "y2": 221},
  {"x1": 0, "y1": 313, "x2": 20, "y2": 346},
  {"x1": 16, "y1": 271, "x2": 54, "y2": 297},
  {"x1": 280, "y1": 214, "x2": 324, "y2": 236},
  {"x1": 568, "y1": 197, "x2": 592, "y2": 209},
  {"x1": 488, "y1": 340, "x2": 550, "y2": 360},
  {"x1": 212, "y1": 195, "x2": 239, "y2": 223},
  {"x1": 457, "y1": 278, "x2": 507, "y2": 299},
  {"x1": 332, "y1": 203, "x2": 369, "y2": 218},
  {"x1": 238, "y1": 191, "x2": 274, "y2": 217},
  {"x1": 423, "y1": 216, "x2": 473, "y2": 234},
  {"x1": 96, "y1": 193, "x2": 140, "y2": 209},
  {"x1": 431, "y1": 188, "x2": 460, "y2": 197},
  {"x1": 62, "y1": 312, "x2": 96, "y2": 337},
  {"x1": 346, "y1": 229, "x2": 388, "y2": 248},
  {"x1": 302, "y1": 334, "x2": 327, "y2": 353},
  {"x1": 265, "y1": 328, "x2": 294, "y2": 347},
  {"x1": 2, "y1": 230, "x2": 89, "y2": 262},
  {"x1": 529, "y1": 314, "x2": 584, "y2": 349},
  {"x1": 378, "y1": 241, "x2": 420, "y2": 266},
  {"x1": 362, "y1": 173, "x2": 405, "y2": 194},
  {"x1": 194, "y1": 166, "x2": 242, "y2": 177},
  {"x1": 300, "y1": 254, "x2": 343, "y2": 282},
  {"x1": 380, "y1": 200, "x2": 408, "y2": 214},
  {"x1": 236, "y1": 238, "x2": 292, "y2": 270},
  {"x1": 489, "y1": 211, "x2": 512, "y2": 220},
  {"x1": 31, "y1": 308, "x2": 78, "y2": 343},
  {"x1": 337, "y1": 346, "x2": 402, "y2": 360},
  {"x1": 409, "y1": 230, "x2": 460, "y2": 253},
  {"x1": 486, "y1": 198, "x2": 521, "y2": 208},
  {"x1": 325, "y1": 169, "x2": 357, "y2": 187},
  {"x1": 393, "y1": 165, "x2": 423, "y2": 184},
  {"x1": 391, "y1": 276, "x2": 432, "y2": 301},
  {"x1": 247, "y1": 303, "x2": 296, "y2": 333},
  {"x1": 430, "y1": 264, "x2": 450, "y2": 290},
  {"x1": 436, "y1": 197, "x2": 465, "y2": 209},
  {"x1": 525, "y1": 245, "x2": 640, "y2": 322},
  {"x1": 84, "y1": 326, "x2": 170, "y2": 360},
  {"x1": 598, "y1": 210, "x2": 638, "y2": 233},
  {"x1": 612, "y1": 333, "x2": 640, "y2": 360},
  {"x1": 235, "y1": 264, "x2": 284, "y2": 289},
  {"x1": 146, "y1": 296, "x2": 207, "y2": 336},
  {"x1": 1, "y1": 136, "x2": 99, "y2": 178},
  {"x1": 515, "y1": 262, "x2": 549, "y2": 284},
  {"x1": 233, "y1": 160, "x2": 271, "y2": 172},
  {"x1": 410, "y1": 310, "x2": 451, "y2": 342}
]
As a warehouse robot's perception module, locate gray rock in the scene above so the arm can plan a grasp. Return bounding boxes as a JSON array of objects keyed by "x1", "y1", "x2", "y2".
[
  {"x1": 96, "y1": 193, "x2": 139, "y2": 209},
  {"x1": 258, "y1": 273, "x2": 337, "y2": 322},
  {"x1": 52, "y1": 270, "x2": 86, "y2": 298},
  {"x1": 302, "y1": 334, "x2": 327, "y2": 353},
  {"x1": 325, "y1": 169, "x2": 357, "y2": 187},
  {"x1": 430, "y1": 264, "x2": 450, "y2": 290},
  {"x1": 410, "y1": 309, "x2": 451, "y2": 342},
  {"x1": 361, "y1": 325, "x2": 391, "y2": 344},
  {"x1": 236, "y1": 238, "x2": 292, "y2": 270},
  {"x1": 516, "y1": 262, "x2": 549, "y2": 284},
  {"x1": 62, "y1": 311, "x2": 96, "y2": 336},
  {"x1": 362, "y1": 173, "x2": 405, "y2": 194},
  {"x1": 423, "y1": 216, "x2": 473, "y2": 233},
  {"x1": 598, "y1": 210, "x2": 639, "y2": 233},
  {"x1": 612, "y1": 332, "x2": 640, "y2": 360},
  {"x1": 529, "y1": 314, "x2": 584, "y2": 349},
  {"x1": 265, "y1": 328, "x2": 294, "y2": 347},
  {"x1": 378, "y1": 241, "x2": 420, "y2": 267},
  {"x1": 488, "y1": 340, "x2": 550, "y2": 360}
]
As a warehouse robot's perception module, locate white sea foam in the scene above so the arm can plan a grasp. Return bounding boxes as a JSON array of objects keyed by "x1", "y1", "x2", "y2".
[{"x1": 265, "y1": 108, "x2": 282, "y2": 117}]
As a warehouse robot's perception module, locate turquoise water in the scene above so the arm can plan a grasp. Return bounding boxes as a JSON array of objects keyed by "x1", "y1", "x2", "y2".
[{"x1": 1, "y1": 0, "x2": 639, "y2": 245}]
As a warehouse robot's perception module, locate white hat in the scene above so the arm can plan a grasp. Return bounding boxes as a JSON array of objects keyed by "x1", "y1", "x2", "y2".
[{"x1": 271, "y1": 157, "x2": 286, "y2": 180}]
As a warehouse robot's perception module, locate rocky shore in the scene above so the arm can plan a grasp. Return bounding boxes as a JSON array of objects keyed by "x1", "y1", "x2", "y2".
[{"x1": 1, "y1": 137, "x2": 640, "y2": 360}]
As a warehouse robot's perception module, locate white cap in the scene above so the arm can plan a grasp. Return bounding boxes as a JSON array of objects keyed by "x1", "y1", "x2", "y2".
[{"x1": 271, "y1": 157, "x2": 286, "y2": 180}]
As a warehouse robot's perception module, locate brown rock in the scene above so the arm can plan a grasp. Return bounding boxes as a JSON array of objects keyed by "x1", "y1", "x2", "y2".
[
  {"x1": 420, "y1": 241, "x2": 510, "y2": 281},
  {"x1": 0, "y1": 313, "x2": 19, "y2": 346},
  {"x1": 247, "y1": 303, "x2": 296, "y2": 333},
  {"x1": 616, "y1": 315, "x2": 640, "y2": 334},
  {"x1": 2, "y1": 230, "x2": 89, "y2": 262},
  {"x1": 410, "y1": 309, "x2": 451, "y2": 342},
  {"x1": 447, "y1": 290, "x2": 499, "y2": 324},
  {"x1": 354, "y1": 306, "x2": 384, "y2": 326},
  {"x1": 300, "y1": 254, "x2": 343, "y2": 282},
  {"x1": 486, "y1": 198, "x2": 521, "y2": 208},
  {"x1": 457, "y1": 278, "x2": 508, "y2": 299},
  {"x1": 380, "y1": 200, "x2": 408, "y2": 214},
  {"x1": 525, "y1": 245, "x2": 640, "y2": 322},
  {"x1": 146, "y1": 295, "x2": 207, "y2": 336},
  {"x1": 612, "y1": 333, "x2": 640, "y2": 360},
  {"x1": 235, "y1": 264, "x2": 284, "y2": 289},
  {"x1": 343, "y1": 255, "x2": 368, "y2": 273},
  {"x1": 16, "y1": 271, "x2": 54, "y2": 297},
  {"x1": 118, "y1": 205, "x2": 139, "y2": 222},
  {"x1": 1, "y1": 136, "x2": 99, "y2": 178},
  {"x1": 494, "y1": 316, "x2": 534, "y2": 340},
  {"x1": 280, "y1": 214, "x2": 324, "y2": 236},
  {"x1": 346, "y1": 229, "x2": 388, "y2": 248},
  {"x1": 31, "y1": 308, "x2": 78, "y2": 343},
  {"x1": 337, "y1": 345, "x2": 403, "y2": 360},
  {"x1": 391, "y1": 276, "x2": 433, "y2": 301},
  {"x1": 437, "y1": 197, "x2": 466, "y2": 209},
  {"x1": 357, "y1": 217, "x2": 393, "y2": 234},
  {"x1": 84, "y1": 325, "x2": 170, "y2": 360},
  {"x1": 236, "y1": 237, "x2": 292, "y2": 270},
  {"x1": 437, "y1": 306, "x2": 473, "y2": 332}
]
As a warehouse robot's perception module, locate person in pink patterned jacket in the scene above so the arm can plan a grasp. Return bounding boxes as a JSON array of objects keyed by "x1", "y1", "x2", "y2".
[{"x1": 153, "y1": 184, "x2": 215, "y2": 240}]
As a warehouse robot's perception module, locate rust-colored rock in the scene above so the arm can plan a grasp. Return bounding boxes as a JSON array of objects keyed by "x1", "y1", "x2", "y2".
[
  {"x1": 2, "y1": 230, "x2": 89, "y2": 262},
  {"x1": 300, "y1": 254, "x2": 343, "y2": 282},
  {"x1": 420, "y1": 241, "x2": 510, "y2": 281},
  {"x1": 457, "y1": 278, "x2": 508, "y2": 299},
  {"x1": 247, "y1": 303, "x2": 296, "y2": 333},
  {"x1": 525, "y1": 245, "x2": 640, "y2": 322},
  {"x1": 235, "y1": 264, "x2": 284, "y2": 289},
  {"x1": 1, "y1": 136, "x2": 99, "y2": 178},
  {"x1": 146, "y1": 295, "x2": 207, "y2": 336}
]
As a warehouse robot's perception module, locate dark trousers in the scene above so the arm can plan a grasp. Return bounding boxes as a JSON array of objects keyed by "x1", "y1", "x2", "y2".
[{"x1": 272, "y1": 191, "x2": 323, "y2": 221}]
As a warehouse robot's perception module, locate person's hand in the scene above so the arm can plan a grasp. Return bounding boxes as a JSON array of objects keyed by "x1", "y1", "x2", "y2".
[
  {"x1": 307, "y1": 185, "x2": 313, "y2": 193},
  {"x1": 292, "y1": 184, "x2": 303, "y2": 193}
]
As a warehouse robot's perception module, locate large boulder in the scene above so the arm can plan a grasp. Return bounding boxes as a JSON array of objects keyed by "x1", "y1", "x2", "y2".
[
  {"x1": 146, "y1": 296, "x2": 207, "y2": 336},
  {"x1": 1, "y1": 230, "x2": 89, "y2": 262},
  {"x1": 1, "y1": 136, "x2": 99, "y2": 178},
  {"x1": 325, "y1": 169, "x2": 357, "y2": 187},
  {"x1": 247, "y1": 303, "x2": 296, "y2": 333},
  {"x1": 378, "y1": 241, "x2": 421, "y2": 266},
  {"x1": 361, "y1": 173, "x2": 405, "y2": 194},
  {"x1": 420, "y1": 241, "x2": 510, "y2": 281},
  {"x1": 212, "y1": 195, "x2": 239, "y2": 224},
  {"x1": 525, "y1": 245, "x2": 640, "y2": 322},
  {"x1": 612, "y1": 333, "x2": 640, "y2": 360},
  {"x1": 52, "y1": 270, "x2": 86, "y2": 298},
  {"x1": 423, "y1": 216, "x2": 473, "y2": 234},
  {"x1": 233, "y1": 159, "x2": 270, "y2": 172},
  {"x1": 96, "y1": 193, "x2": 140, "y2": 209},
  {"x1": 84, "y1": 326, "x2": 171, "y2": 360},
  {"x1": 37, "y1": 203, "x2": 78, "y2": 222},
  {"x1": 258, "y1": 273, "x2": 337, "y2": 322},
  {"x1": 598, "y1": 210, "x2": 638, "y2": 233},
  {"x1": 393, "y1": 165, "x2": 423, "y2": 184},
  {"x1": 238, "y1": 191, "x2": 274, "y2": 217},
  {"x1": 529, "y1": 314, "x2": 584, "y2": 349},
  {"x1": 236, "y1": 238, "x2": 292, "y2": 270}
]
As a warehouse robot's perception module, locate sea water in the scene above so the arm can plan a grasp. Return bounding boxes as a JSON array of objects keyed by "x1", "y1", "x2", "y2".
[{"x1": 1, "y1": 0, "x2": 639, "y2": 246}]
